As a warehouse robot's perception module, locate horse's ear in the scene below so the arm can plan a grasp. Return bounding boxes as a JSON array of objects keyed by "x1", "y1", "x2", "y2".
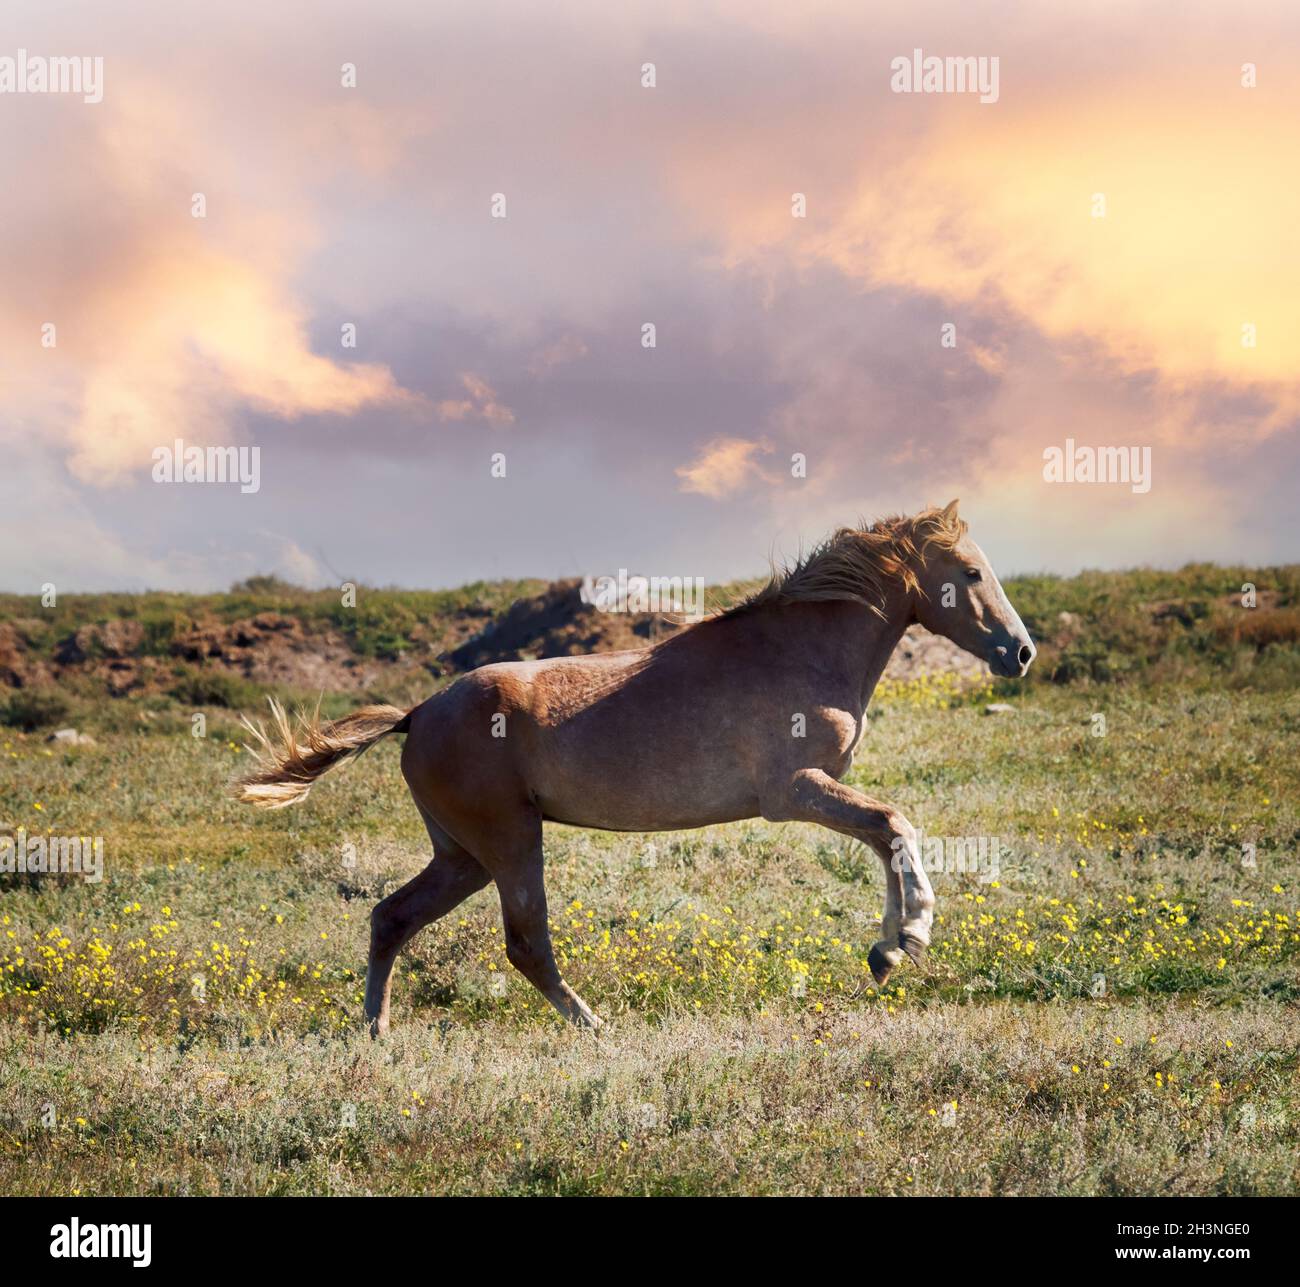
[{"x1": 941, "y1": 498, "x2": 960, "y2": 522}]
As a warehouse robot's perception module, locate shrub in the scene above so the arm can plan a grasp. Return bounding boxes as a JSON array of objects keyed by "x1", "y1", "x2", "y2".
[
  {"x1": 169, "y1": 670, "x2": 260, "y2": 709},
  {"x1": 1, "y1": 690, "x2": 72, "y2": 730}
]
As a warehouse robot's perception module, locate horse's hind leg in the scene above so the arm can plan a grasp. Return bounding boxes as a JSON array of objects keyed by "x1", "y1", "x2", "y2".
[
  {"x1": 761, "y1": 768, "x2": 931, "y2": 987},
  {"x1": 495, "y1": 846, "x2": 604, "y2": 1031},
  {"x1": 365, "y1": 819, "x2": 491, "y2": 1037}
]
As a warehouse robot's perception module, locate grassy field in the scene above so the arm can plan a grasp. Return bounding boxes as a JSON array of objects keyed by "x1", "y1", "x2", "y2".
[{"x1": 1, "y1": 568, "x2": 1298, "y2": 1195}]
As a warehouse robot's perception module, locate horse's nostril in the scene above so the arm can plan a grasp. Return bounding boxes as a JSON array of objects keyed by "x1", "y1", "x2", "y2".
[{"x1": 1017, "y1": 644, "x2": 1034, "y2": 666}]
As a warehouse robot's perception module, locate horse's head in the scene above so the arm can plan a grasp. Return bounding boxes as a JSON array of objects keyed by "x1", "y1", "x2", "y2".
[{"x1": 911, "y1": 500, "x2": 1036, "y2": 678}]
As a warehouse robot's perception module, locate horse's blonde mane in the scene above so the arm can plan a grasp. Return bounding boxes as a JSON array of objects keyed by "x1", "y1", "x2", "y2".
[{"x1": 727, "y1": 503, "x2": 968, "y2": 620}]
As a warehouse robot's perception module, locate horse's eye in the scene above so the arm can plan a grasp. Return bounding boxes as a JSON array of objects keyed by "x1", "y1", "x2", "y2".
[{"x1": 964, "y1": 568, "x2": 982, "y2": 582}]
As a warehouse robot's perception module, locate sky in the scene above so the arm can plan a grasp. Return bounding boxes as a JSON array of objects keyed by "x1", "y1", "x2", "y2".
[{"x1": 2, "y1": 0, "x2": 1298, "y2": 592}]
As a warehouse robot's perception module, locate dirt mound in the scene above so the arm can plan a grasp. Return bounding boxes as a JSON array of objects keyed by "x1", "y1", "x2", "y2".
[
  {"x1": 55, "y1": 619, "x2": 144, "y2": 663},
  {"x1": 408, "y1": 605, "x2": 497, "y2": 667},
  {"x1": 1, "y1": 583, "x2": 989, "y2": 703},
  {"x1": 449, "y1": 580, "x2": 682, "y2": 670},
  {"x1": 172, "y1": 612, "x2": 385, "y2": 691},
  {"x1": 173, "y1": 611, "x2": 303, "y2": 662},
  {"x1": 0, "y1": 623, "x2": 48, "y2": 688},
  {"x1": 45, "y1": 620, "x2": 149, "y2": 693}
]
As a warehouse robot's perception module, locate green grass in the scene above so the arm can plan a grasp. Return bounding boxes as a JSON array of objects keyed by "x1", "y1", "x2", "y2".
[
  {"x1": 4, "y1": 564, "x2": 1300, "y2": 721},
  {"x1": 1, "y1": 677, "x2": 1296, "y2": 1195}
]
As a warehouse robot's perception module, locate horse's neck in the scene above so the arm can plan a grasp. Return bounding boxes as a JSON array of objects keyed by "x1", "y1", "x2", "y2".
[
  {"x1": 730, "y1": 593, "x2": 912, "y2": 713},
  {"x1": 848, "y1": 593, "x2": 913, "y2": 709}
]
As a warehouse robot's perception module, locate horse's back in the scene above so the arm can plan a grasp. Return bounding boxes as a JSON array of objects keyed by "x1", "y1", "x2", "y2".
[{"x1": 406, "y1": 643, "x2": 765, "y2": 831}]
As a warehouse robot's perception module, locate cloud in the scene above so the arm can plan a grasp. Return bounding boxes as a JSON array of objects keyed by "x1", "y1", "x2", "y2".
[
  {"x1": 60, "y1": 246, "x2": 411, "y2": 486},
  {"x1": 676, "y1": 437, "x2": 776, "y2": 498},
  {"x1": 0, "y1": 28, "x2": 415, "y2": 490},
  {"x1": 1, "y1": 0, "x2": 1297, "y2": 590},
  {"x1": 807, "y1": 89, "x2": 1300, "y2": 432},
  {"x1": 527, "y1": 334, "x2": 589, "y2": 376},
  {"x1": 436, "y1": 373, "x2": 516, "y2": 426},
  {"x1": 266, "y1": 536, "x2": 333, "y2": 589}
]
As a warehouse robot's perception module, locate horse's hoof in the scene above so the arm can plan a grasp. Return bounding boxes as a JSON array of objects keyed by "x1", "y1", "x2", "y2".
[
  {"x1": 867, "y1": 944, "x2": 893, "y2": 986},
  {"x1": 899, "y1": 933, "x2": 928, "y2": 967}
]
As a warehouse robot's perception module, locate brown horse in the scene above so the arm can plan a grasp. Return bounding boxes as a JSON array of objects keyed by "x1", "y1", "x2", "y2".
[{"x1": 236, "y1": 501, "x2": 1035, "y2": 1034}]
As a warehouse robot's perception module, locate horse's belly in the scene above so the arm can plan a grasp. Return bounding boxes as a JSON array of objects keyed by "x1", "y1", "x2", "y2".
[
  {"x1": 531, "y1": 743, "x2": 760, "y2": 832},
  {"x1": 539, "y1": 791, "x2": 759, "y2": 833}
]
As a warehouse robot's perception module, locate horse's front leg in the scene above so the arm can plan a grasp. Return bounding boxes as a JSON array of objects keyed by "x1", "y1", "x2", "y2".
[
  {"x1": 894, "y1": 823, "x2": 934, "y2": 967},
  {"x1": 761, "y1": 768, "x2": 933, "y2": 986}
]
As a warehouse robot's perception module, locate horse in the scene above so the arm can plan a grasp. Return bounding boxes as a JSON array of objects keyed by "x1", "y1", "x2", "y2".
[{"x1": 235, "y1": 501, "x2": 1035, "y2": 1035}]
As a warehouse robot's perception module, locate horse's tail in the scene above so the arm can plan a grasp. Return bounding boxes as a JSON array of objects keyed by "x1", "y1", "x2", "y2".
[{"x1": 233, "y1": 699, "x2": 412, "y2": 809}]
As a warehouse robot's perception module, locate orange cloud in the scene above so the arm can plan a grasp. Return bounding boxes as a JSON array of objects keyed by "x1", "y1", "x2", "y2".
[
  {"x1": 823, "y1": 89, "x2": 1300, "y2": 411},
  {"x1": 62, "y1": 245, "x2": 409, "y2": 484},
  {"x1": 0, "y1": 56, "x2": 415, "y2": 487},
  {"x1": 692, "y1": 64, "x2": 1300, "y2": 443},
  {"x1": 437, "y1": 373, "x2": 516, "y2": 426},
  {"x1": 676, "y1": 437, "x2": 775, "y2": 498}
]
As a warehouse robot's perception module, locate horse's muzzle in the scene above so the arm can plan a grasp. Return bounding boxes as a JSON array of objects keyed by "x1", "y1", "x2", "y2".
[{"x1": 992, "y1": 639, "x2": 1036, "y2": 677}]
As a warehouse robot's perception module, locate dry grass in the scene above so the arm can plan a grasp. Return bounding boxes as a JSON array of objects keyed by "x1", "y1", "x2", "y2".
[
  {"x1": 1, "y1": 681, "x2": 1296, "y2": 1194},
  {"x1": 2, "y1": 1003, "x2": 1294, "y2": 1196}
]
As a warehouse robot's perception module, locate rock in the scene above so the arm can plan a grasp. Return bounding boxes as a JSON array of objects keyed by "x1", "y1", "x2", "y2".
[
  {"x1": 170, "y1": 612, "x2": 382, "y2": 691},
  {"x1": 448, "y1": 581, "x2": 681, "y2": 671},
  {"x1": 172, "y1": 612, "x2": 306, "y2": 661},
  {"x1": 47, "y1": 727, "x2": 96, "y2": 746},
  {"x1": 55, "y1": 619, "x2": 144, "y2": 664},
  {"x1": 97, "y1": 619, "x2": 145, "y2": 657},
  {"x1": 884, "y1": 624, "x2": 987, "y2": 686},
  {"x1": 984, "y1": 703, "x2": 1016, "y2": 715},
  {"x1": 0, "y1": 622, "x2": 49, "y2": 688},
  {"x1": 1052, "y1": 609, "x2": 1084, "y2": 647}
]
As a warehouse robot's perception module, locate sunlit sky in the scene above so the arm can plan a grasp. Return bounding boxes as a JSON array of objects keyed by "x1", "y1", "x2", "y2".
[{"x1": 2, "y1": 0, "x2": 1298, "y2": 590}]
